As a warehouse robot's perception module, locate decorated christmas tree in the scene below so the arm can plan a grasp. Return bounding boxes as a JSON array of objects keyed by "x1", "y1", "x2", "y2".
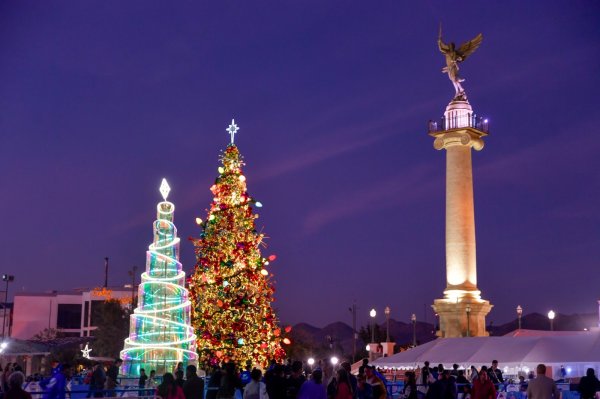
[
  {"x1": 121, "y1": 179, "x2": 197, "y2": 375},
  {"x1": 189, "y1": 120, "x2": 287, "y2": 368}
]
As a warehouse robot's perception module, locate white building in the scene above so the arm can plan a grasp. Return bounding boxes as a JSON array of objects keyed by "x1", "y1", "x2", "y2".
[{"x1": 11, "y1": 286, "x2": 134, "y2": 340}]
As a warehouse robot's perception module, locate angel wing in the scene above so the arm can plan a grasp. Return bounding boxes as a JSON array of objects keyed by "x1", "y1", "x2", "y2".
[
  {"x1": 456, "y1": 33, "x2": 483, "y2": 61},
  {"x1": 438, "y1": 24, "x2": 452, "y2": 54}
]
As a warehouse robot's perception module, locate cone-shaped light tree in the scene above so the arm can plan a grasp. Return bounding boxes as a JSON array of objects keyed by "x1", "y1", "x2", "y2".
[
  {"x1": 189, "y1": 120, "x2": 286, "y2": 368},
  {"x1": 121, "y1": 179, "x2": 197, "y2": 375}
]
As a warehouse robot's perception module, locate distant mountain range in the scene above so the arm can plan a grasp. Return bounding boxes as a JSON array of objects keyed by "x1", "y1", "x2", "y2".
[{"x1": 289, "y1": 312, "x2": 598, "y2": 360}]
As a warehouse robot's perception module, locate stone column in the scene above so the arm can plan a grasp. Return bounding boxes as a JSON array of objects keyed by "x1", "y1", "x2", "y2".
[{"x1": 431, "y1": 100, "x2": 492, "y2": 337}]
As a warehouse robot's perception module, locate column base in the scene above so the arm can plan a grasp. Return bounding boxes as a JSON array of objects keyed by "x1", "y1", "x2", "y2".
[
  {"x1": 380, "y1": 342, "x2": 395, "y2": 357},
  {"x1": 432, "y1": 295, "x2": 493, "y2": 338}
]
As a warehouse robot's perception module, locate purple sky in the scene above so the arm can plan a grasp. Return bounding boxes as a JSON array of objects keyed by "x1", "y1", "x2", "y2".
[{"x1": 1, "y1": 2, "x2": 599, "y2": 329}]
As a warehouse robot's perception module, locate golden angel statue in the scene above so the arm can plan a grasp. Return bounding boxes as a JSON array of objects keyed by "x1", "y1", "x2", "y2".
[{"x1": 438, "y1": 27, "x2": 483, "y2": 100}]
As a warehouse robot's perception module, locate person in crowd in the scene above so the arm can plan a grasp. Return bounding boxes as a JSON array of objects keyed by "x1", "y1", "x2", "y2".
[
  {"x1": 148, "y1": 370, "x2": 158, "y2": 390},
  {"x1": 425, "y1": 371, "x2": 444, "y2": 399},
  {"x1": 487, "y1": 361, "x2": 503, "y2": 385},
  {"x1": 298, "y1": 369, "x2": 327, "y2": 399},
  {"x1": 444, "y1": 370, "x2": 457, "y2": 399},
  {"x1": 6, "y1": 371, "x2": 32, "y2": 399},
  {"x1": 467, "y1": 367, "x2": 478, "y2": 384},
  {"x1": 326, "y1": 371, "x2": 337, "y2": 399},
  {"x1": 355, "y1": 374, "x2": 372, "y2": 399},
  {"x1": 400, "y1": 371, "x2": 417, "y2": 399},
  {"x1": 456, "y1": 370, "x2": 469, "y2": 386},
  {"x1": 138, "y1": 369, "x2": 149, "y2": 397},
  {"x1": 266, "y1": 364, "x2": 287, "y2": 399},
  {"x1": 183, "y1": 365, "x2": 205, "y2": 399},
  {"x1": 418, "y1": 363, "x2": 435, "y2": 397},
  {"x1": 217, "y1": 361, "x2": 242, "y2": 399},
  {"x1": 461, "y1": 385, "x2": 471, "y2": 399},
  {"x1": 174, "y1": 363, "x2": 184, "y2": 375},
  {"x1": 244, "y1": 369, "x2": 268, "y2": 399},
  {"x1": 41, "y1": 364, "x2": 72, "y2": 399},
  {"x1": 89, "y1": 362, "x2": 106, "y2": 398},
  {"x1": 340, "y1": 363, "x2": 357, "y2": 398},
  {"x1": 206, "y1": 365, "x2": 222, "y2": 399},
  {"x1": 526, "y1": 364, "x2": 559, "y2": 399},
  {"x1": 578, "y1": 368, "x2": 600, "y2": 399},
  {"x1": 472, "y1": 368, "x2": 495, "y2": 399},
  {"x1": 364, "y1": 366, "x2": 385, "y2": 399},
  {"x1": 450, "y1": 366, "x2": 459, "y2": 378},
  {"x1": 518, "y1": 376, "x2": 527, "y2": 392},
  {"x1": 175, "y1": 370, "x2": 185, "y2": 388},
  {"x1": 286, "y1": 361, "x2": 306, "y2": 399},
  {"x1": 105, "y1": 358, "x2": 122, "y2": 398},
  {"x1": 158, "y1": 373, "x2": 185, "y2": 399},
  {"x1": 240, "y1": 362, "x2": 253, "y2": 387},
  {"x1": 559, "y1": 366, "x2": 567, "y2": 382},
  {"x1": 333, "y1": 369, "x2": 353, "y2": 399},
  {"x1": 83, "y1": 366, "x2": 93, "y2": 386},
  {"x1": 2, "y1": 363, "x2": 14, "y2": 393},
  {"x1": 358, "y1": 360, "x2": 369, "y2": 378}
]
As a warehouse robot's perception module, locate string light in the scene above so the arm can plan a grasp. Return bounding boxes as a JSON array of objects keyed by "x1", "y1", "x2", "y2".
[
  {"x1": 189, "y1": 143, "x2": 287, "y2": 368},
  {"x1": 121, "y1": 179, "x2": 197, "y2": 375}
]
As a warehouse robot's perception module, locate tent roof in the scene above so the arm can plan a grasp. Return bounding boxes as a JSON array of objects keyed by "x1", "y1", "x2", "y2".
[
  {"x1": 372, "y1": 330, "x2": 600, "y2": 369},
  {"x1": 1, "y1": 339, "x2": 51, "y2": 356}
]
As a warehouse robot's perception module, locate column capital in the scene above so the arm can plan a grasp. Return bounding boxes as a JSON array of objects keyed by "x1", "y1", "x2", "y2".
[{"x1": 431, "y1": 128, "x2": 486, "y2": 151}]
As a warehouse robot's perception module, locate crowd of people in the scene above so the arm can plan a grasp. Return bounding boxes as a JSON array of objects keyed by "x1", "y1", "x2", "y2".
[
  {"x1": 200, "y1": 358, "x2": 388, "y2": 399},
  {"x1": 0, "y1": 357, "x2": 599, "y2": 399},
  {"x1": 411, "y1": 361, "x2": 600, "y2": 399}
]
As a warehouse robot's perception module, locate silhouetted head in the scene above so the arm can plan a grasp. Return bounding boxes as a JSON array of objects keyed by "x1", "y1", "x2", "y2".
[{"x1": 586, "y1": 368, "x2": 595, "y2": 378}]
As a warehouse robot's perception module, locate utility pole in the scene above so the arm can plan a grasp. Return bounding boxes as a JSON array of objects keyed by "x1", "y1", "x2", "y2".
[
  {"x1": 2, "y1": 275, "x2": 14, "y2": 339},
  {"x1": 129, "y1": 266, "x2": 138, "y2": 309},
  {"x1": 349, "y1": 303, "x2": 357, "y2": 362},
  {"x1": 104, "y1": 257, "x2": 109, "y2": 288}
]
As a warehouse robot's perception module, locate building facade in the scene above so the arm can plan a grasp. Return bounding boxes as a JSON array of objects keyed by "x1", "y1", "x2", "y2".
[{"x1": 11, "y1": 287, "x2": 133, "y2": 340}]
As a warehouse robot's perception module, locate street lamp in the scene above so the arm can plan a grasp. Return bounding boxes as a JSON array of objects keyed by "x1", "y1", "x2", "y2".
[
  {"x1": 2, "y1": 275, "x2": 14, "y2": 339},
  {"x1": 516, "y1": 305, "x2": 523, "y2": 330},
  {"x1": 411, "y1": 313, "x2": 417, "y2": 347},
  {"x1": 307, "y1": 358, "x2": 315, "y2": 369},
  {"x1": 370, "y1": 308, "x2": 377, "y2": 343},
  {"x1": 548, "y1": 310, "x2": 555, "y2": 331},
  {"x1": 465, "y1": 304, "x2": 472, "y2": 337},
  {"x1": 384, "y1": 306, "x2": 391, "y2": 342},
  {"x1": 330, "y1": 356, "x2": 339, "y2": 366}
]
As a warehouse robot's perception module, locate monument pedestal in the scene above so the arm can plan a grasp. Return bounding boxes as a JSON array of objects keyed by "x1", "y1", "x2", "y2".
[
  {"x1": 380, "y1": 342, "x2": 395, "y2": 357},
  {"x1": 433, "y1": 297, "x2": 492, "y2": 337},
  {"x1": 368, "y1": 343, "x2": 381, "y2": 361}
]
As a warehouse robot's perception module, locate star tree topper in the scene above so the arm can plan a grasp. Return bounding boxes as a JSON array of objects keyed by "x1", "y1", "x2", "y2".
[
  {"x1": 160, "y1": 178, "x2": 171, "y2": 201},
  {"x1": 226, "y1": 119, "x2": 240, "y2": 144}
]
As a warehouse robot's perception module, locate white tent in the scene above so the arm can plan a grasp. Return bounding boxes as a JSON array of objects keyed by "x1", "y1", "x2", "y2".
[{"x1": 372, "y1": 330, "x2": 600, "y2": 379}]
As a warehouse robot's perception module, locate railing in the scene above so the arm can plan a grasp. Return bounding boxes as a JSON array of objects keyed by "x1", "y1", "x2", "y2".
[{"x1": 428, "y1": 115, "x2": 490, "y2": 134}]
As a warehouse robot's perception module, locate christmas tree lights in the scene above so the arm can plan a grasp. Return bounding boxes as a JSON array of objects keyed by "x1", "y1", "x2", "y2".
[
  {"x1": 189, "y1": 124, "x2": 286, "y2": 368},
  {"x1": 121, "y1": 179, "x2": 197, "y2": 375}
]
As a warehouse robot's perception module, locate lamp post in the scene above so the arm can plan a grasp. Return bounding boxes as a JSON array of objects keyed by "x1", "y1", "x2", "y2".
[
  {"x1": 411, "y1": 313, "x2": 417, "y2": 347},
  {"x1": 516, "y1": 305, "x2": 523, "y2": 330},
  {"x1": 466, "y1": 304, "x2": 472, "y2": 337},
  {"x1": 307, "y1": 357, "x2": 315, "y2": 370},
  {"x1": 370, "y1": 308, "x2": 377, "y2": 342},
  {"x1": 548, "y1": 310, "x2": 555, "y2": 331},
  {"x1": 385, "y1": 306, "x2": 391, "y2": 342},
  {"x1": 2, "y1": 275, "x2": 14, "y2": 339}
]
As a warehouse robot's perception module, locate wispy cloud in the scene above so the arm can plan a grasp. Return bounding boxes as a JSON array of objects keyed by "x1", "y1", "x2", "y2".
[
  {"x1": 303, "y1": 162, "x2": 439, "y2": 233},
  {"x1": 254, "y1": 99, "x2": 439, "y2": 182}
]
